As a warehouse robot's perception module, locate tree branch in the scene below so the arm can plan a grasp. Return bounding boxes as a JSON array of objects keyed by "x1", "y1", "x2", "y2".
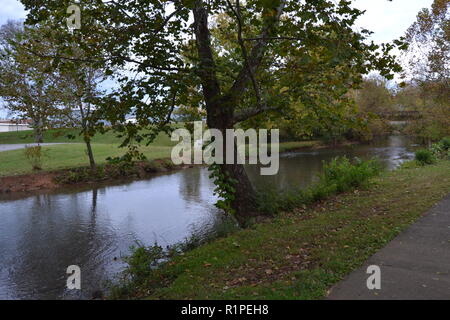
[
  {"x1": 162, "y1": 90, "x2": 177, "y2": 126},
  {"x1": 22, "y1": 45, "x2": 188, "y2": 74},
  {"x1": 192, "y1": 1, "x2": 221, "y2": 108},
  {"x1": 226, "y1": 0, "x2": 286, "y2": 102},
  {"x1": 243, "y1": 36, "x2": 303, "y2": 41},
  {"x1": 226, "y1": 0, "x2": 263, "y2": 106},
  {"x1": 233, "y1": 103, "x2": 280, "y2": 123}
]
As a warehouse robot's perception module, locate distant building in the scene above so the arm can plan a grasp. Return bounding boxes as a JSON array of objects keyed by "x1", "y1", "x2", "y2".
[{"x1": 0, "y1": 119, "x2": 32, "y2": 132}]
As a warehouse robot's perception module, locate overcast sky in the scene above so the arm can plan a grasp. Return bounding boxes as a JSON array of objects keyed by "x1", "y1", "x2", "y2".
[
  {"x1": 0, "y1": 0, "x2": 433, "y2": 42},
  {"x1": 0, "y1": 0, "x2": 434, "y2": 118}
]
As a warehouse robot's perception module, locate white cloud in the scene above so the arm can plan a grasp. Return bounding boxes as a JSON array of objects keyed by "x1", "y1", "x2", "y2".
[
  {"x1": 352, "y1": 0, "x2": 433, "y2": 43},
  {"x1": 0, "y1": 0, "x2": 27, "y2": 26},
  {"x1": 0, "y1": 0, "x2": 434, "y2": 44}
]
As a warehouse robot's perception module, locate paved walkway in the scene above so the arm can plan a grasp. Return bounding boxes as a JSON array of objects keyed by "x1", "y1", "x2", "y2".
[
  {"x1": 328, "y1": 194, "x2": 450, "y2": 300},
  {"x1": 0, "y1": 143, "x2": 66, "y2": 152}
]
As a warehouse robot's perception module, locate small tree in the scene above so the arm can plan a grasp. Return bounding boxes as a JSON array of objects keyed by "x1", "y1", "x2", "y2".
[{"x1": 57, "y1": 52, "x2": 108, "y2": 171}]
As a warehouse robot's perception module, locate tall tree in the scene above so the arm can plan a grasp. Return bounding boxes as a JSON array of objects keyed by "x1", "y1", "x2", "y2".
[
  {"x1": 355, "y1": 75, "x2": 393, "y2": 114},
  {"x1": 402, "y1": 0, "x2": 449, "y2": 141},
  {"x1": 21, "y1": 0, "x2": 401, "y2": 222},
  {"x1": 0, "y1": 21, "x2": 61, "y2": 143},
  {"x1": 404, "y1": 0, "x2": 449, "y2": 102}
]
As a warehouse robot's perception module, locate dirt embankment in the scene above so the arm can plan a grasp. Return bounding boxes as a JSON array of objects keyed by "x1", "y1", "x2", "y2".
[
  {"x1": 0, "y1": 172, "x2": 59, "y2": 193},
  {"x1": 0, "y1": 159, "x2": 192, "y2": 194}
]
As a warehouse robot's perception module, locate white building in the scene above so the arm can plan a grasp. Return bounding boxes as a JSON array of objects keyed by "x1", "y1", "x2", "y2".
[{"x1": 0, "y1": 121, "x2": 32, "y2": 133}]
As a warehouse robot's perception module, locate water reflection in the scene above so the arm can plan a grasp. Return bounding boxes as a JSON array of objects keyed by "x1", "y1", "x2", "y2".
[
  {"x1": 0, "y1": 171, "x2": 223, "y2": 299},
  {"x1": 0, "y1": 190, "x2": 121, "y2": 299},
  {"x1": 0, "y1": 135, "x2": 417, "y2": 299},
  {"x1": 248, "y1": 135, "x2": 416, "y2": 191}
]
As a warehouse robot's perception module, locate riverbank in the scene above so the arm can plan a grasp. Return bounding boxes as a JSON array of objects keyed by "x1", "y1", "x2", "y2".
[
  {"x1": 0, "y1": 158, "x2": 190, "y2": 193},
  {"x1": 112, "y1": 160, "x2": 450, "y2": 299},
  {"x1": 0, "y1": 140, "x2": 324, "y2": 193}
]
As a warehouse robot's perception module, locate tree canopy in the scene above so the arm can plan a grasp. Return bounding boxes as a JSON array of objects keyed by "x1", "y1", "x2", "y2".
[{"x1": 19, "y1": 0, "x2": 403, "y2": 220}]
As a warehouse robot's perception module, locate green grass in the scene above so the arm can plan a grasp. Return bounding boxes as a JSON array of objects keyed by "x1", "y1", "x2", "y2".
[
  {"x1": 0, "y1": 128, "x2": 181, "y2": 176},
  {"x1": 0, "y1": 128, "x2": 321, "y2": 149},
  {"x1": 113, "y1": 160, "x2": 450, "y2": 300},
  {"x1": 0, "y1": 128, "x2": 178, "y2": 176},
  {"x1": 0, "y1": 128, "x2": 320, "y2": 176},
  {"x1": 277, "y1": 141, "x2": 320, "y2": 153},
  {"x1": 0, "y1": 143, "x2": 175, "y2": 176},
  {"x1": 0, "y1": 128, "x2": 175, "y2": 145}
]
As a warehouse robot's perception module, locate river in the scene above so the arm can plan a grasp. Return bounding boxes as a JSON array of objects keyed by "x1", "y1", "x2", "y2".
[{"x1": 0, "y1": 135, "x2": 418, "y2": 299}]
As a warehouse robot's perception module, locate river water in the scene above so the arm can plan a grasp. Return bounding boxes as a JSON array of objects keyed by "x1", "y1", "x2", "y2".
[{"x1": 0, "y1": 135, "x2": 417, "y2": 299}]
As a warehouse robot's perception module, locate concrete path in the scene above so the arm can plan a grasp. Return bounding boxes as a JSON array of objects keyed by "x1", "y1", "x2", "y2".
[
  {"x1": 328, "y1": 194, "x2": 450, "y2": 300},
  {"x1": 0, "y1": 143, "x2": 66, "y2": 152}
]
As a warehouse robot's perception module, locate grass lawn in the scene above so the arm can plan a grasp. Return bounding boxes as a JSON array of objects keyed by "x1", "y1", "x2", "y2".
[
  {"x1": 0, "y1": 129, "x2": 179, "y2": 175},
  {"x1": 0, "y1": 143, "x2": 176, "y2": 176},
  {"x1": 0, "y1": 128, "x2": 177, "y2": 145},
  {"x1": 117, "y1": 160, "x2": 450, "y2": 299},
  {"x1": 0, "y1": 129, "x2": 320, "y2": 176}
]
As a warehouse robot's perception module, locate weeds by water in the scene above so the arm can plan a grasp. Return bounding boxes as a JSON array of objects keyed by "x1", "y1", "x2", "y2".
[
  {"x1": 54, "y1": 158, "x2": 177, "y2": 184},
  {"x1": 108, "y1": 215, "x2": 239, "y2": 299},
  {"x1": 256, "y1": 156, "x2": 382, "y2": 215},
  {"x1": 412, "y1": 137, "x2": 449, "y2": 166}
]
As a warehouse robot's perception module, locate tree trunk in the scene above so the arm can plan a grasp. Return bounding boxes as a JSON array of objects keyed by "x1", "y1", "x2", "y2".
[
  {"x1": 84, "y1": 137, "x2": 96, "y2": 171},
  {"x1": 212, "y1": 120, "x2": 259, "y2": 225},
  {"x1": 34, "y1": 126, "x2": 43, "y2": 143},
  {"x1": 221, "y1": 162, "x2": 259, "y2": 225},
  {"x1": 192, "y1": 1, "x2": 285, "y2": 224}
]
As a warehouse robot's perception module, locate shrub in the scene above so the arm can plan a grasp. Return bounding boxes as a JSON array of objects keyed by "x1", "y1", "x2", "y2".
[
  {"x1": 108, "y1": 243, "x2": 169, "y2": 299},
  {"x1": 415, "y1": 149, "x2": 436, "y2": 165},
  {"x1": 123, "y1": 244, "x2": 165, "y2": 283},
  {"x1": 257, "y1": 157, "x2": 381, "y2": 215},
  {"x1": 23, "y1": 146, "x2": 43, "y2": 170},
  {"x1": 431, "y1": 137, "x2": 450, "y2": 160},
  {"x1": 107, "y1": 161, "x2": 138, "y2": 178},
  {"x1": 109, "y1": 218, "x2": 240, "y2": 299},
  {"x1": 319, "y1": 157, "x2": 381, "y2": 192},
  {"x1": 399, "y1": 160, "x2": 420, "y2": 169},
  {"x1": 55, "y1": 166, "x2": 106, "y2": 184},
  {"x1": 439, "y1": 137, "x2": 450, "y2": 151}
]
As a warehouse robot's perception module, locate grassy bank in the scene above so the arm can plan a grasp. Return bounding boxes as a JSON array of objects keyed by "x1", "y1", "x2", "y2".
[
  {"x1": 0, "y1": 129, "x2": 177, "y2": 176},
  {"x1": 113, "y1": 160, "x2": 450, "y2": 299},
  {"x1": 0, "y1": 143, "x2": 175, "y2": 176},
  {"x1": 0, "y1": 128, "x2": 321, "y2": 176},
  {"x1": 0, "y1": 128, "x2": 178, "y2": 144}
]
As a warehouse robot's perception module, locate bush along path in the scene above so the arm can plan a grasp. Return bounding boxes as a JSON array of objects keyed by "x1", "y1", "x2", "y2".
[{"x1": 110, "y1": 156, "x2": 450, "y2": 300}]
